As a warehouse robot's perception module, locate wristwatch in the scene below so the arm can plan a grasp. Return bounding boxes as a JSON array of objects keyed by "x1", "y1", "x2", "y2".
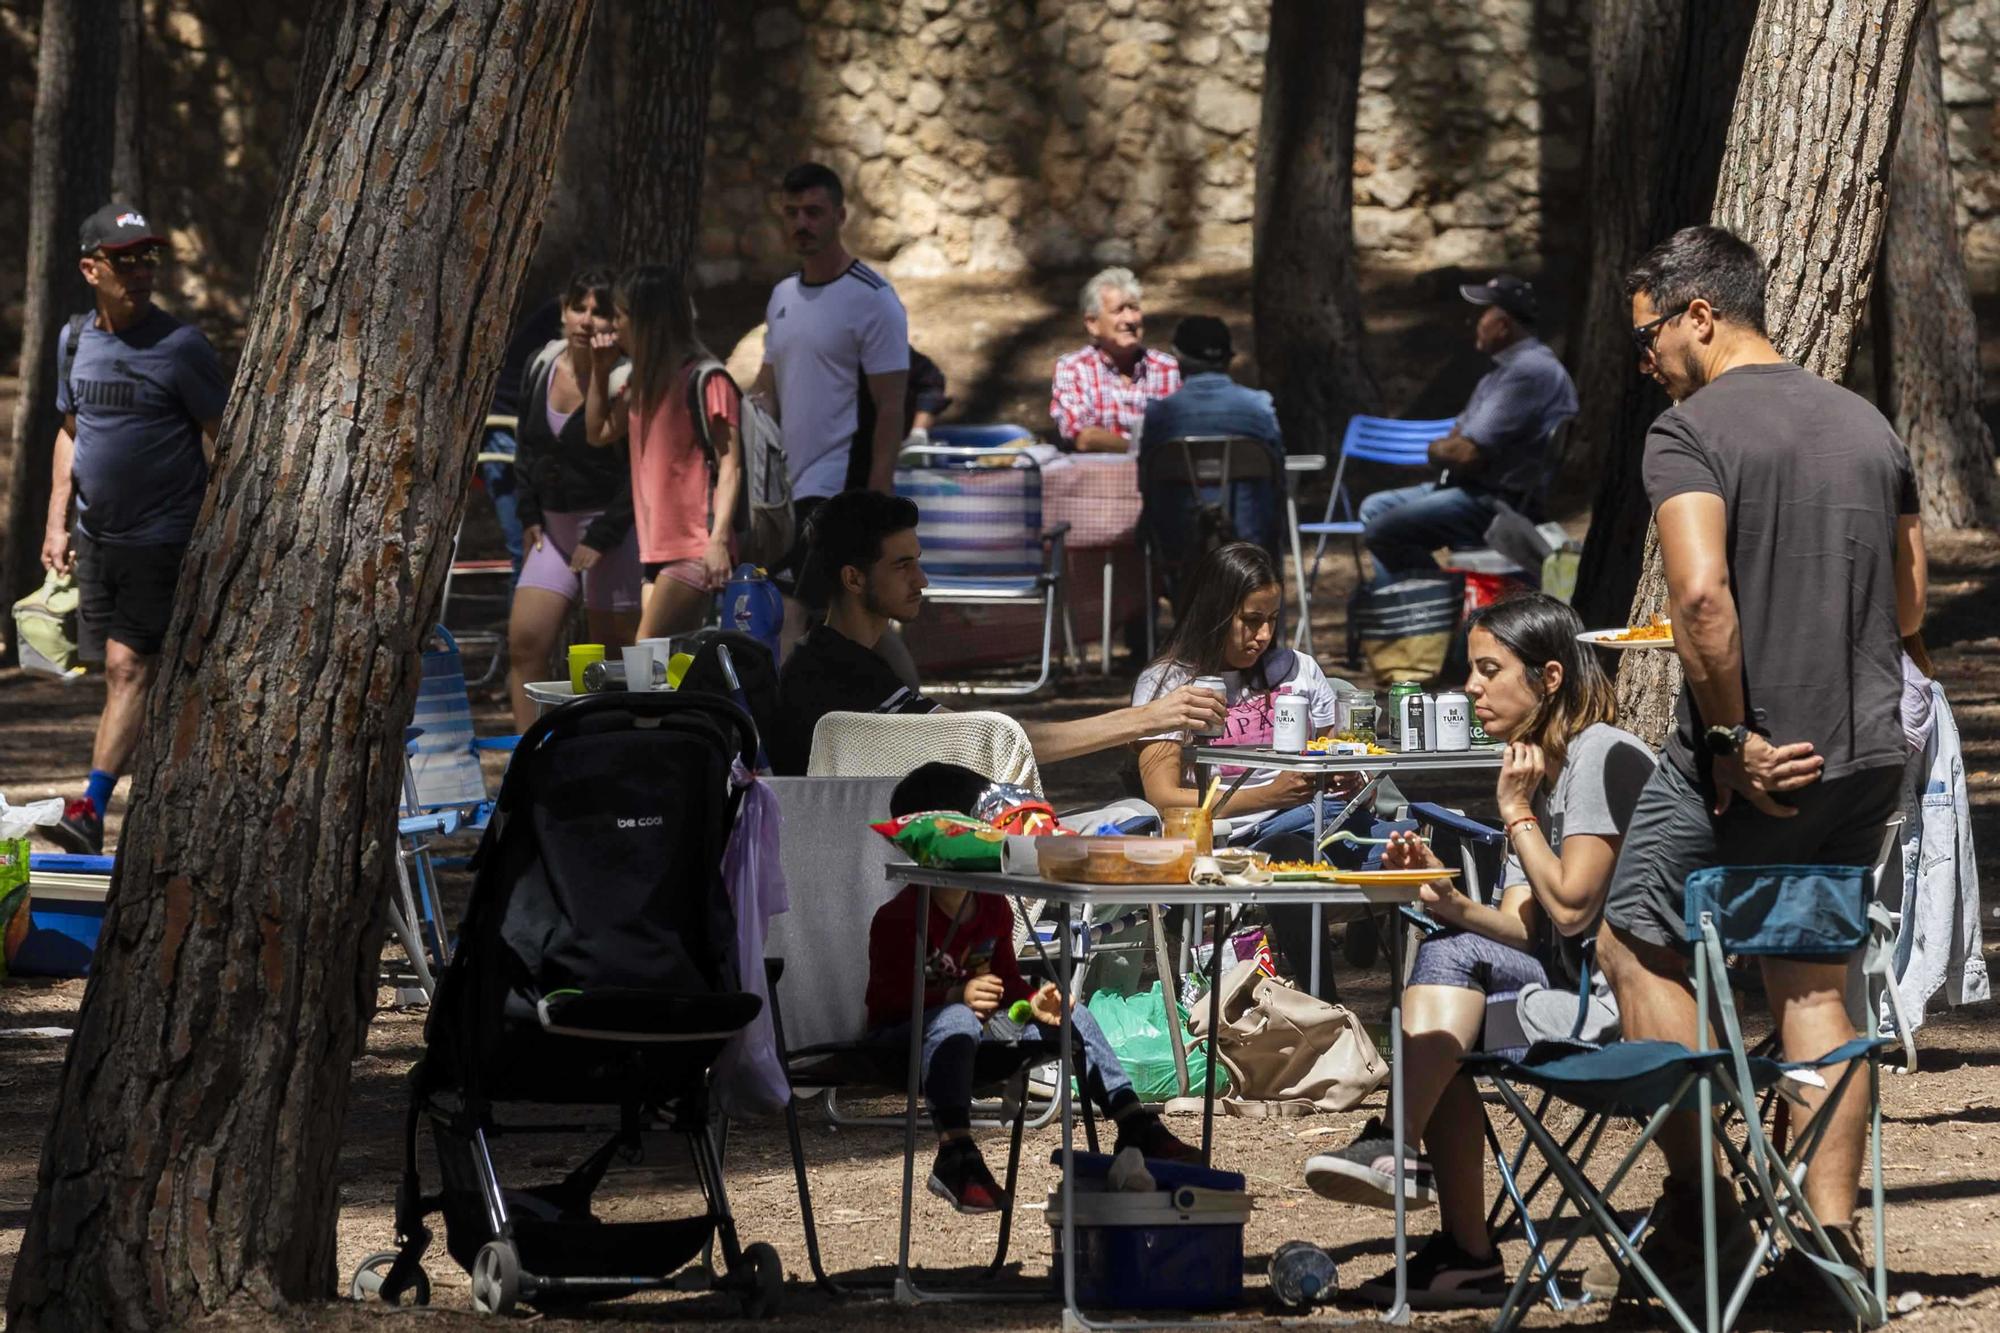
[{"x1": 1703, "y1": 723, "x2": 1754, "y2": 758}]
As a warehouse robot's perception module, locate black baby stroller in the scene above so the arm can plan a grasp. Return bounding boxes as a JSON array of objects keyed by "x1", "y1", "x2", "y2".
[{"x1": 351, "y1": 690, "x2": 784, "y2": 1316}]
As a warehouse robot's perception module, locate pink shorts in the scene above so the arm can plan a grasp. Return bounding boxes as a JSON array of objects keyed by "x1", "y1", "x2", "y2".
[
  {"x1": 517, "y1": 510, "x2": 642, "y2": 613},
  {"x1": 644, "y1": 558, "x2": 711, "y2": 592}
]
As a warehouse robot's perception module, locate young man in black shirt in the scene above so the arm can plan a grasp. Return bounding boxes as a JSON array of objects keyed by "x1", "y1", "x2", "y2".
[{"x1": 771, "y1": 490, "x2": 1228, "y2": 776}]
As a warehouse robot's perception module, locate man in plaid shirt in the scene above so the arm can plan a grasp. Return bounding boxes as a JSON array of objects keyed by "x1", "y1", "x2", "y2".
[{"x1": 1049, "y1": 266, "x2": 1181, "y2": 453}]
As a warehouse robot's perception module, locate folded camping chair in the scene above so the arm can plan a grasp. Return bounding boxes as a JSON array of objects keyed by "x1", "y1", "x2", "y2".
[
  {"x1": 762, "y1": 774, "x2": 1085, "y2": 1301},
  {"x1": 894, "y1": 442, "x2": 1076, "y2": 696},
  {"x1": 1476, "y1": 823, "x2": 1908, "y2": 1333},
  {"x1": 385, "y1": 627, "x2": 519, "y2": 1002},
  {"x1": 1137, "y1": 434, "x2": 1314, "y2": 655},
  {"x1": 437, "y1": 420, "x2": 522, "y2": 689}
]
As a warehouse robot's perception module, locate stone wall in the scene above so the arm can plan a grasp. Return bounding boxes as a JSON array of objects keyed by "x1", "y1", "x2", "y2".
[
  {"x1": 696, "y1": 0, "x2": 1594, "y2": 285},
  {"x1": 3, "y1": 0, "x2": 2000, "y2": 357}
]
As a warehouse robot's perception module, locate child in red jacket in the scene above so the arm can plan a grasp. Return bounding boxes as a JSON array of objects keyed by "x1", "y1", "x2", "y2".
[{"x1": 867, "y1": 763, "x2": 1194, "y2": 1215}]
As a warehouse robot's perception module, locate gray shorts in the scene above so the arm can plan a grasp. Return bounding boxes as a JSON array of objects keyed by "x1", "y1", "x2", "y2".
[{"x1": 1603, "y1": 757, "x2": 1902, "y2": 951}]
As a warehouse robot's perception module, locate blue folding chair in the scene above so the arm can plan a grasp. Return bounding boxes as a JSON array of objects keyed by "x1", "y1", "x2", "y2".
[
  {"x1": 1299, "y1": 415, "x2": 1455, "y2": 594},
  {"x1": 1477, "y1": 824, "x2": 1907, "y2": 1333},
  {"x1": 387, "y1": 627, "x2": 519, "y2": 1002}
]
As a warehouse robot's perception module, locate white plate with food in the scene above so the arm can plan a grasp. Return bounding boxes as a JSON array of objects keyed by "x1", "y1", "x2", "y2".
[{"x1": 1577, "y1": 622, "x2": 1676, "y2": 650}]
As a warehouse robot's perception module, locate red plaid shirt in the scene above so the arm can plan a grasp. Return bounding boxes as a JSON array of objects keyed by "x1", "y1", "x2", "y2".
[{"x1": 1049, "y1": 345, "x2": 1181, "y2": 444}]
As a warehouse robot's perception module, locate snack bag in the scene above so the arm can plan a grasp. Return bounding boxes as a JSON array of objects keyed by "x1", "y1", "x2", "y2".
[
  {"x1": 973, "y1": 780, "x2": 1064, "y2": 836},
  {"x1": 0, "y1": 841, "x2": 30, "y2": 979},
  {"x1": 870, "y1": 811, "x2": 1006, "y2": 870}
]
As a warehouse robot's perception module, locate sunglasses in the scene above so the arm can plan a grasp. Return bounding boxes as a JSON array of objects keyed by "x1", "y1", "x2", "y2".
[
  {"x1": 1630, "y1": 300, "x2": 1693, "y2": 353},
  {"x1": 92, "y1": 245, "x2": 166, "y2": 273}
]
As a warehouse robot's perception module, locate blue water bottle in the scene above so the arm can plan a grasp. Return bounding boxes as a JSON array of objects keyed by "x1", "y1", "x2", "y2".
[{"x1": 722, "y1": 564, "x2": 783, "y2": 660}]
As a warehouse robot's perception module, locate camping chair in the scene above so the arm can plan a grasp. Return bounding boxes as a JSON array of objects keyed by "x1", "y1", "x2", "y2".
[
  {"x1": 1476, "y1": 822, "x2": 1909, "y2": 1333},
  {"x1": 894, "y1": 442, "x2": 1076, "y2": 696},
  {"x1": 1137, "y1": 434, "x2": 1313, "y2": 657},
  {"x1": 385, "y1": 626, "x2": 519, "y2": 1002},
  {"x1": 437, "y1": 418, "x2": 522, "y2": 689},
  {"x1": 763, "y1": 775, "x2": 1087, "y2": 1301}
]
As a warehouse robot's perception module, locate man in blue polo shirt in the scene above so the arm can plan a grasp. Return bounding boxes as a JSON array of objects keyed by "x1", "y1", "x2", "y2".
[
  {"x1": 1358, "y1": 275, "x2": 1576, "y2": 586},
  {"x1": 38, "y1": 203, "x2": 227, "y2": 853}
]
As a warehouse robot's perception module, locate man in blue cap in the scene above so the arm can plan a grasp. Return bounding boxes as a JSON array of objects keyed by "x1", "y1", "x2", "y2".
[
  {"x1": 1358, "y1": 274, "x2": 1576, "y2": 587},
  {"x1": 39, "y1": 203, "x2": 228, "y2": 854}
]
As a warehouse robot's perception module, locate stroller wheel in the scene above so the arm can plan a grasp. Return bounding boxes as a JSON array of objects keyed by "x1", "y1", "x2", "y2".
[
  {"x1": 349, "y1": 1250, "x2": 430, "y2": 1306},
  {"x1": 737, "y1": 1241, "x2": 783, "y2": 1318},
  {"x1": 470, "y1": 1240, "x2": 522, "y2": 1316}
]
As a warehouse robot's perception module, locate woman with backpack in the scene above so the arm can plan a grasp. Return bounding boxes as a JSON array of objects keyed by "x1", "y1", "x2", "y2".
[
  {"x1": 585, "y1": 264, "x2": 742, "y2": 640},
  {"x1": 503, "y1": 266, "x2": 643, "y2": 730}
]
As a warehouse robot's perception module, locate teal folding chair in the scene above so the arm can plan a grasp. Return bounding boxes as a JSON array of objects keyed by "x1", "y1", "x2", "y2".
[{"x1": 1476, "y1": 823, "x2": 1906, "y2": 1333}]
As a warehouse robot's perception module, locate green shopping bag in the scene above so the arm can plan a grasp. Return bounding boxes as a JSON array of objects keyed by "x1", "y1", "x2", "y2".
[{"x1": 1087, "y1": 981, "x2": 1229, "y2": 1102}]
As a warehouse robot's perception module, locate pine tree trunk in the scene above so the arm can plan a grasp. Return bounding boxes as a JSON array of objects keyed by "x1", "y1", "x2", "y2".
[
  {"x1": 1252, "y1": 0, "x2": 1379, "y2": 454},
  {"x1": 611, "y1": 0, "x2": 719, "y2": 273},
  {"x1": 0, "y1": 0, "x2": 121, "y2": 656},
  {"x1": 1614, "y1": 0, "x2": 1927, "y2": 746},
  {"x1": 1876, "y1": 5, "x2": 1998, "y2": 531},
  {"x1": 4, "y1": 2, "x2": 591, "y2": 1327},
  {"x1": 1564, "y1": 0, "x2": 1752, "y2": 631},
  {"x1": 110, "y1": 0, "x2": 145, "y2": 204}
]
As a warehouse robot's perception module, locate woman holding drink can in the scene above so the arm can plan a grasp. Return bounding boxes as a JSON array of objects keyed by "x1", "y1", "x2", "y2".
[{"x1": 1300, "y1": 594, "x2": 1655, "y2": 1309}]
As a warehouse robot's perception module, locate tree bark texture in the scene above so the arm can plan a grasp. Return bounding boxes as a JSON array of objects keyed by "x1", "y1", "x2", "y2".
[
  {"x1": 1253, "y1": 0, "x2": 1379, "y2": 455},
  {"x1": 1, "y1": 0, "x2": 121, "y2": 655},
  {"x1": 610, "y1": 0, "x2": 718, "y2": 273},
  {"x1": 1564, "y1": 0, "x2": 1753, "y2": 631},
  {"x1": 110, "y1": 0, "x2": 146, "y2": 204},
  {"x1": 1614, "y1": 0, "x2": 1927, "y2": 747},
  {"x1": 1876, "y1": 5, "x2": 1998, "y2": 531},
  {"x1": 5, "y1": 1, "x2": 591, "y2": 1328}
]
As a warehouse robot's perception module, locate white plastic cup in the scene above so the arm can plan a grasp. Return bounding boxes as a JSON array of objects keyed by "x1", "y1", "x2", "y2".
[{"x1": 620, "y1": 644, "x2": 656, "y2": 692}]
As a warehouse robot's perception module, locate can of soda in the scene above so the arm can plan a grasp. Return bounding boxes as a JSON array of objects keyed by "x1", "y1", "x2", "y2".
[
  {"x1": 1399, "y1": 690, "x2": 1430, "y2": 751},
  {"x1": 1273, "y1": 688, "x2": 1310, "y2": 753},
  {"x1": 1435, "y1": 690, "x2": 1472, "y2": 751},
  {"x1": 1386, "y1": 681, "x2": 1421, "y2": 747},
  {"x1": 1191, "y1": 675, "x2": 1228, "y2": 737},
  {"x1": 1470, "y1": 710, "x2": 1492, "y2": 746}
]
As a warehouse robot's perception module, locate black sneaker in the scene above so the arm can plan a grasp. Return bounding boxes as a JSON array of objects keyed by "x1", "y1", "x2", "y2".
[
  {"x1": 1113, "y1": 1111, "x2": 1199, "y2": 1164},
  {"x1": 1302, "y1": 1116, "x2": 1436, "y2": 1209},
  {"x1": 45, "y1": 798, "x2": 104, "y2": 855},
  {"x1": 927, "y1": 1139, "x2": 1006, "y2": 1215},
  {"x1": 1354, "y1": 1231, "x2": 1508, "y2": 1310}
]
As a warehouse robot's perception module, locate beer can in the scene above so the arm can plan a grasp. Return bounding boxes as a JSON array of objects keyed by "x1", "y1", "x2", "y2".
[
  {"x1": 1273, "y1": 688, "x2": 1310, "y2": 753},
  {"x1": 1191, "y1": 675, "x2": 1228, "y2": 737},
  {"x1": 1435, "y1": 690, "x2": 1472, "y2": 751},
  {"x1": 1470, "y1": 711, "x2": 1492, "y2": 746},
  {"x1": 1399, "y1": 690, "x2": 1430, "y2": 751},
  {"x1": 1386, "y1": 681, "x2": 1421, "y2": 747}
]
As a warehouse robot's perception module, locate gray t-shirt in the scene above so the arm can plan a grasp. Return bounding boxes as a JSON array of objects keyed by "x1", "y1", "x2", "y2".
[
  {"x1": 1455, "y1": 335, "x2": 1578, "y2": 501},
  {"x1": 1502, "y1": 722, "x2": 1657, "y2": 987},
  {"x1": 1642, "y1": 362, "x2": 1917, "y2": 782},
  {"x1": 57, "y1": 306, "x2": 227, "y2": 546}
]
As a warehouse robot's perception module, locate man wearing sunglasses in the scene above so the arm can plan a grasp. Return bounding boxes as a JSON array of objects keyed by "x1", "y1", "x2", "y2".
[
  {"x1": 1357, "y1": 274, "x2": 1577, "y2": 587},
  {"x1": 38, "y1": 203, "x2": 227, "y2": 855},
  {"x1": 1586, "y1": 224, "x2": 1926, "y2": 1304}
]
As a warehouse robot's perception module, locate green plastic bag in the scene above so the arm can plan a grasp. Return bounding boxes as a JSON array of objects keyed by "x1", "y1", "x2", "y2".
[
  {"x1": 1086, "y1": 981, "x2": 1229, "y2": 1102},
  {"x1": 0, "y1": 838, "x2": 30, "y2": 979}
]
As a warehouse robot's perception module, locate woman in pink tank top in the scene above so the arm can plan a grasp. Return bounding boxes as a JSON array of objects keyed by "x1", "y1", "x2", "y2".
[{"x1": 584, "y1": 266, "x2": 742, "y2": 639}]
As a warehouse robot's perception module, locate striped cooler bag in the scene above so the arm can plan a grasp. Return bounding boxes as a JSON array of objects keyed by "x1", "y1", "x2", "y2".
[{"x1": 1350, "y1": 573, "x2": 1465, "y2": 685}]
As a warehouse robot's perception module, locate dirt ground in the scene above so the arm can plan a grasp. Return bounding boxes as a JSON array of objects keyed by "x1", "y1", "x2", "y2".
[{"x1": 2, "y1": 268, "x2": 1999, "y2": 1330}]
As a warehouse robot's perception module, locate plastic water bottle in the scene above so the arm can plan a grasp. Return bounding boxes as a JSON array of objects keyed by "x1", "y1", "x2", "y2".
[
  {"x1": 1270, "y1": 1240, "x2": 1338, "y2": 1311},
  {"x1": 721, "y1": 564, "x2": 783, "y2": 660}
]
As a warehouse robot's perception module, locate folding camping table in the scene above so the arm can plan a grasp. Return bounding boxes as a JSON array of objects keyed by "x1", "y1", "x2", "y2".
[{"x1": 886, "y1": 864, "x2": 1426, "y2": 1328}]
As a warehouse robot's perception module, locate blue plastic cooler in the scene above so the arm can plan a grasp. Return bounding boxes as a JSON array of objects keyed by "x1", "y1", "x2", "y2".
[{"x1": 1045, "y1": 1153, "x2": 1252, "y2": 1311}]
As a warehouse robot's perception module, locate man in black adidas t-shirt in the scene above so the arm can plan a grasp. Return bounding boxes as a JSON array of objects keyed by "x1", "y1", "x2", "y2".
[{"x1": 771, "y1": 491, "x2": 1226, "y2": 776}]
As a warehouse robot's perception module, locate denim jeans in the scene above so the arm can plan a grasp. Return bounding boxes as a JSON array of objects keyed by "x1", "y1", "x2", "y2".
[
  {"x1": 479, "y1": 427, "x2": 524, "y2": 577},
  {"x1": 872, "y1": 1000, "x2": 1133, "y2": 1128},
  {"x1": 1357, "y1": 481, "x2": 1499, "y2": 588}
]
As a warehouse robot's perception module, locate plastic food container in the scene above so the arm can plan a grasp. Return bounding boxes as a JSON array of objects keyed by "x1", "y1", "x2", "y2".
[{"x1": 1035, "y1": 836, "x2": 1195, "y2": 885}]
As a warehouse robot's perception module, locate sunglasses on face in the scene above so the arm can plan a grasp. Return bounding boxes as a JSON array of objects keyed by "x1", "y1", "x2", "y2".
[
  {"x1": 1630, "y1": 299, "x2": 1693, "y2": 353},
  {"x1": 93, "y1": 246, "x2": 166, "y2": 273}
]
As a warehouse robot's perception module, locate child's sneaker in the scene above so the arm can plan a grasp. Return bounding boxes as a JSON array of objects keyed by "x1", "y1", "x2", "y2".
[
  {"x1": 1354, "y1": 1232, "x2": 1507, "y2": 1309},
  {"x1": 1113, "y1": 1111, "x2": 1200, "y2": 1163},
  {"x1": 927, "y1": 1138, "x2": 1007, "y2": 1215},
  {"x1": 1302, "y1": 1116, "x2": 1437, "y2": 1208}
]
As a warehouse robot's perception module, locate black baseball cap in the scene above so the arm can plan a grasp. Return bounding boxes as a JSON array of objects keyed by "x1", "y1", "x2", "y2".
[
  {"x1": 1459, "y1": 274, "x2": 1537, "y2": 324},
  {"x1": 1171, "y1": 315, "x2": 1233, "y2": 364},
  {"x1": 78, "y1": 203, "x2": 165, "y2": 255}
]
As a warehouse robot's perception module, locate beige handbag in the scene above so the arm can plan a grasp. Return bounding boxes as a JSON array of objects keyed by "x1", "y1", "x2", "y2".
[{"x1": 1185, "y1": 959, "x2": 1388, "y2": 1117}]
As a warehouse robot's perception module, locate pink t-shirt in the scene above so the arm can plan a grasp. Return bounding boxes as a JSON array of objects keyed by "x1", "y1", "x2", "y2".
[{"x1": 628, "y1": 364, "x2": 741, "y2": 565}]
